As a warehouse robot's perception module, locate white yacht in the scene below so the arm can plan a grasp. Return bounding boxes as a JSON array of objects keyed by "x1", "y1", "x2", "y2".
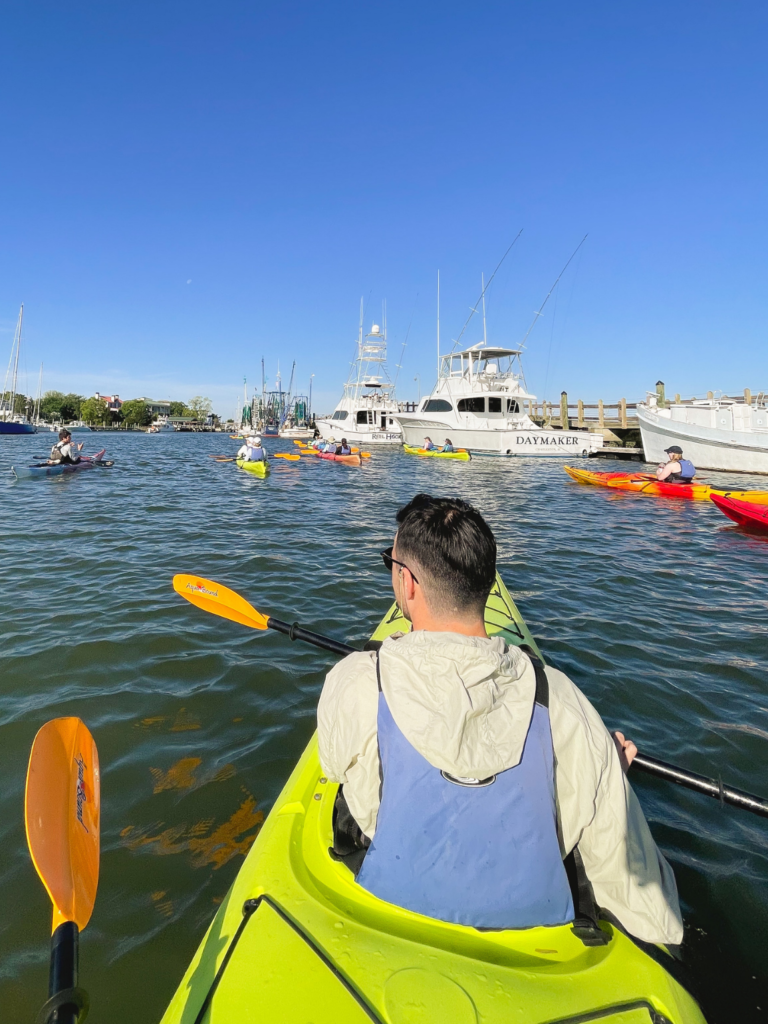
[
  {"x1": 395, "y1": 344, "x2": 604, "y2": 457},
  {"x1": 315, "y1": 317, "x2": 402, "y2": 445},
  {"x1": 638, "y1": 393, "x2": 768, "y2": 474},
  {"x1": 147, "y1": 417, "x2": 176, "y2": 433}
]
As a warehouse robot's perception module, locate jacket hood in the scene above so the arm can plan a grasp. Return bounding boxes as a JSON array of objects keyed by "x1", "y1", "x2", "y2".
[{"x1": 379, "y1": 631, "x2": 538, "y2": 778}]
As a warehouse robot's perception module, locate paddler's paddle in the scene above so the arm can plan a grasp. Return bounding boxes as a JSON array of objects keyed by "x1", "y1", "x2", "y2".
[
  {"x1": 25, "y1": 717, "x2": 100, "y2": 1024},
  {"x1": 173, "y1": 574, "x2": 768, "y2": 820}
]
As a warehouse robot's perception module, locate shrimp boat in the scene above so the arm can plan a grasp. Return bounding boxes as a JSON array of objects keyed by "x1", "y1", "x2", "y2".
[
  {"x1": 315, "y1": 313, "x2": 403, "y2": 446},
  {"x1": 0, "y1": 305, "x2": 36, "y2": 435},
  {"x1": 395, "y1": 344, "x2": 604, "y2": 457}
]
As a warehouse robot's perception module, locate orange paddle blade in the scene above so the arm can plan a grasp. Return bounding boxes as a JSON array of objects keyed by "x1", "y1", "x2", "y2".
[
  {"x1": 25, "y1": 718, "x2": 100, "y2": 933},
  {"x1": 293, "y1": 440, "x2": 309, "y2": 447},
  {"x1": 272, "y1": 453, "x2": 301, "y2": 461},
  {"x1": 173, "y1": 574, "x2": 269, "y2": 630}
]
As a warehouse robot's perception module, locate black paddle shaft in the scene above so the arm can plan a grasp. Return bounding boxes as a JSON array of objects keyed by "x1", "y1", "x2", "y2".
[
  {"x1": 633, "y1": 753, "x2": 768, "y2": 818},
  {"x1": 263, "y1": 617, "x2": 768, "y2": 820},
  {"x1": 266, "y1": 617, "x2": 356, "y2": 657}
]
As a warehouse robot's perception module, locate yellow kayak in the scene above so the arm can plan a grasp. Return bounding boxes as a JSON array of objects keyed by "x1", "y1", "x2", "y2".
[
  {"x1": 403, "y1": 444, "x2": 471, "y2": 461},
  {"x1": 160, "y1": 576, "x2": 705, "y2": 1024},
  {"x1": 236, "y1": 458, "x2": 270, "y2": 478}
]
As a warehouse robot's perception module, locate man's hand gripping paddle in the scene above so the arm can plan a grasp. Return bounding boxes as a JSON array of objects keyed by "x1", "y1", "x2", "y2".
[{"x1": 25, "y1": 718, "x2": 100, "y2": 1024}]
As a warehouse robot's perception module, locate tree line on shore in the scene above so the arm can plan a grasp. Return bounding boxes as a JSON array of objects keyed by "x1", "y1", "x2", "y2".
[{"x1": 1, "y1": 391, "x2": 218, "y2": 426}]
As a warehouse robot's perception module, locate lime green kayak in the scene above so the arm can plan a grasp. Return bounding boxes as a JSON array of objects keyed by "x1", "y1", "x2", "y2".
[
  {"x1": 161, "y1": 577, "x2": 706, "y2": 1024},
  {"x1": 236, "y1": 458, "x2": 269, "y2": 477},
  {"x1": 403, "y1": 443, "x2": 471, "y2": 460}
]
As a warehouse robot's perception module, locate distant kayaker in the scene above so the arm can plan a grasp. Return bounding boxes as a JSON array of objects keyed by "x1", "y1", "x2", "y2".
[
  {"x1": 237, "y1": 435, "x2": 266, "y2": 462},
  {"x1": 318, "y1": 493, "x2": 683, "y2": 945},
  {"x1": 422, "y1": 437, "x2": 437, "y2": 450},
  {"x1": 440, "y1": 438, "x2": 455, "y2": 453},
  {"x1": 337, "y1": 438, "x2": 352, "y2": 455},
  {"x1": 50, "y1": 429, "x2": 84, "y2": 465},
  {"x1": 656, "y1": 445, "x2": 696, "y2": 483}
]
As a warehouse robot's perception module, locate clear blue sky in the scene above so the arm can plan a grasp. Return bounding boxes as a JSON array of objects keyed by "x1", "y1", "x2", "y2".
[{"x1": 1, "y1": 1, "x2": 766, "y2": 417}]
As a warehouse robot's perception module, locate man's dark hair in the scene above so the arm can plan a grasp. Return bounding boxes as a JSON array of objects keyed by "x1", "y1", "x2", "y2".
[
  {"x1": 395, "y1": 493, "x2": 496, "y2": 616},
  {"x1": 58, "y1": 429, "x2": 71, "y2": 440}
]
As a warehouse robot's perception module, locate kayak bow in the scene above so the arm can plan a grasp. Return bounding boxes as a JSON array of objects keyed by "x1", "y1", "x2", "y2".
[
  {"x1": 161, "y1": 577, "x2": 705, "y2": 1024},
  {"x1": 236, "y1": 458, "x2": 270, "y2": 477},
  {"x1": 710, "y1": 494, "x2": 768, "y2": 532}
]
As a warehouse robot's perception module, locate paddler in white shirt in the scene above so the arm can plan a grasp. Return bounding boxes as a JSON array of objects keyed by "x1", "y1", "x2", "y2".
[
  {"x1": 237, "y1": 435, "x2": 266, "y2": 462},
  {"x1": 50, "y1": 428, "x2": 84, "y2": 464}
]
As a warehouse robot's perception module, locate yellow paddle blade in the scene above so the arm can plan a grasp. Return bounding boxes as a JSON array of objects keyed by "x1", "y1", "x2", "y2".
[
  {"x1": 293, "y1": 440, "x2": 309, "y2": 447},
  {"x1": 173, "y1": 574, "x2": 269, "y2": 630},
  {"x1": 25, "y1": 718, "x2": 100, "y2": 933},
  {"x1": 273, "y1": 453, "x2": 301, "y2": 461}
]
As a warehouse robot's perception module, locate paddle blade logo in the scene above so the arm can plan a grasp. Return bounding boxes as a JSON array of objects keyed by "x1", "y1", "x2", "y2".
[
  {"x1": 75, "y1": 754, "x2": 89, "y2": 832},
  {"x1": 186, "y1": 582, "x2": 219, "y2": 598}
]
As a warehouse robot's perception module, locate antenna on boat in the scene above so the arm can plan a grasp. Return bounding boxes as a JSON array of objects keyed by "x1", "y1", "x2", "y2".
[
  {"x1": 436, "y1": 271, "x2": 440, "y2": 378},
  {"x1": 481, "y1": 273, "x2": 487, "y2": 346},
  {"x1": 519, "y1": 234, "x2": 588, "y2": 351},
  {"x1": 450, "y1": 230, "x2": 523, "y2": 353}
]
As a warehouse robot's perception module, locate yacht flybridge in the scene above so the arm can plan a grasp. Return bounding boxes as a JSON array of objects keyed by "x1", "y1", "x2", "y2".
[
  {"x1": 395, "y1": 344, "x2": 604, "y2": 457},
  {"x1": 316, "y1": 318, "x2": 403, "y2": 445}
]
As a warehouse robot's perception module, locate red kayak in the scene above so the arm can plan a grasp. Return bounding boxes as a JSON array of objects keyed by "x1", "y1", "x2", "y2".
[
  {"x1": 314, "y1": 452, "x2": 362, "y2": 466},
  {"x1": 710, "y1": 494, "x2": 768, "y2": 532}
]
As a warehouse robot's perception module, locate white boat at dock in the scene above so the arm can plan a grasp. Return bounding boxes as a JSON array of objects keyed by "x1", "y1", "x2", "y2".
[
  {"x1": 315, "y1": 316, "x2": 403, "y2": 445},
  {"x1": 638, "y1": 391, "x2": 768, "y2": 474},
  {"x1": 395, "y1": 344, "x2": 604, "y2": 457}
]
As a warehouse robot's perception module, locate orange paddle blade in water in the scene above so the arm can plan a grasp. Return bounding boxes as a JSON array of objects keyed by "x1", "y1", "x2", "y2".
[
  {"x1": 173, "y1": 574, "x2": 269, "y2": 630},
  {"x1": 25, "y1": 718, "x2": 100, "y2": 932}
]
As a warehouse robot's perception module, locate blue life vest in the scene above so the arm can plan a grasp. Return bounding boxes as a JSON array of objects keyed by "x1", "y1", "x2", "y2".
[
  {"x1": 356, "y1": 652, "x2": 574, "y2": 929},
  {"x1": 424, "y1": 441, "x2": 437, "y2": 450},
  {"x1": 668, "y1": 458, "x2": 695, "y2": 482},
  {"x1": 442, "y1": 444, "x2": 454, "y2": 452},
  {"x1": 247, "y1": 446, "x2": 265, "y2": 461}
]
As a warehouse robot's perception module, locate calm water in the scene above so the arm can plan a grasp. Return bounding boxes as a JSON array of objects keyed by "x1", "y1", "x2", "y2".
[{"x1": 1, "y1": 432, "x2": 767, "y2": 1022}]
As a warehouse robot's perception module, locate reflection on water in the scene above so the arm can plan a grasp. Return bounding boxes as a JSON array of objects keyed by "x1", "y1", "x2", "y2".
[{"x1": 1, "y1": 432, "x2": 767, "y2": 1023}]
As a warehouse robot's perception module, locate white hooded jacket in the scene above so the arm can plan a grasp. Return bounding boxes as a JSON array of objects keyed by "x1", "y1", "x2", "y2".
[{"x1": 318, "y1": 630, "x2": 683, "y2": 945}]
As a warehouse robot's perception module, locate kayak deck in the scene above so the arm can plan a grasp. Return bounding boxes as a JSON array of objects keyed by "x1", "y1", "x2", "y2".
[
  {"x1": 565, "y1": 465, "x2": 768, "y2": 503},
  {"x1": 403, "y1": 444, "x2": 471, "y2": 461},
  {"x1": 161, "y1": 577, "x2": 704, "y2": 1024}
]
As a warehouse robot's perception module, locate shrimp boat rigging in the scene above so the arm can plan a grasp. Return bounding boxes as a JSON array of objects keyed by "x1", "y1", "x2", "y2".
[{"x1": 315, "y1": 309, "x2": 403, "y2": 445}]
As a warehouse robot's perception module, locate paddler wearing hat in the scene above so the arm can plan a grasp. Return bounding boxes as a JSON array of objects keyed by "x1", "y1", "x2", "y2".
[
  {"x1": 236, "y1": 434, "x2": 266, "y2": 462},
  {"x1": 656, "y1": 445, "x2": 696, "y2": 483}
]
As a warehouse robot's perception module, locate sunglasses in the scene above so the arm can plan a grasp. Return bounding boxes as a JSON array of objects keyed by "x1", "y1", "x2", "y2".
[{"x1": 380, "y1": 546, "x2": 419, "y2": 584}]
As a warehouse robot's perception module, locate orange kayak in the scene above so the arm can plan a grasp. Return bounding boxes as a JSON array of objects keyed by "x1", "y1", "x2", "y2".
[
  {"x1": 314, "y1": 452, "x2": 363, "y2": 466},
  {"x1": 564, "y1": 466, "x2": 768, "y2": 503}
]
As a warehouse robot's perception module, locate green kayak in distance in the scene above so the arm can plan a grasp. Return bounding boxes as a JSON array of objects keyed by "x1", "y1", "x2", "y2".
[
  {"x1": 236, "y1": 458, "x2": 270, "y2": 477},
  {"x1": 160, "y1": 576, "x2": 706, "y2": 1024}
]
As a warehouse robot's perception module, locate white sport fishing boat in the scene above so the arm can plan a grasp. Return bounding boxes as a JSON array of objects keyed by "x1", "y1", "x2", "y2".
[
  {"x1": 638, "y1": 393, "x2": 768, "y2": 474},
  {"x1": 395, "y1": 344, "x2": 604, "y2": 457},
  {"x1": 315, "y1": 315, "x2": 403, "y2": 445}
]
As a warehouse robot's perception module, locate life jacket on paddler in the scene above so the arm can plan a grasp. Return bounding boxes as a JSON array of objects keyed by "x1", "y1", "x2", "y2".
[
  {"x1": 668, "y1": 458, "x2": 696, "y2": 483},
  {"x1": 354, "y1": 648, "x2": 575, "y2": 930}
]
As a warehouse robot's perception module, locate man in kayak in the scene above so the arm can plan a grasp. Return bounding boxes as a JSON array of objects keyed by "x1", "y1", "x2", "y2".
[
  {"x1": 237, "y1": 435, "x2": 266, "y2": 462},
  {"x1": 50, "y1": 429, "x2": 84, "y2": 464},
  {"x1": 335, "y1": 438, "x2": 352, "y2": 455},
  {"x1": 656, "y1": 445, "x2": 696, "y2": 482},
  {"x1": 318, "y1": 494, "x2": 683, "y2": 945}
]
